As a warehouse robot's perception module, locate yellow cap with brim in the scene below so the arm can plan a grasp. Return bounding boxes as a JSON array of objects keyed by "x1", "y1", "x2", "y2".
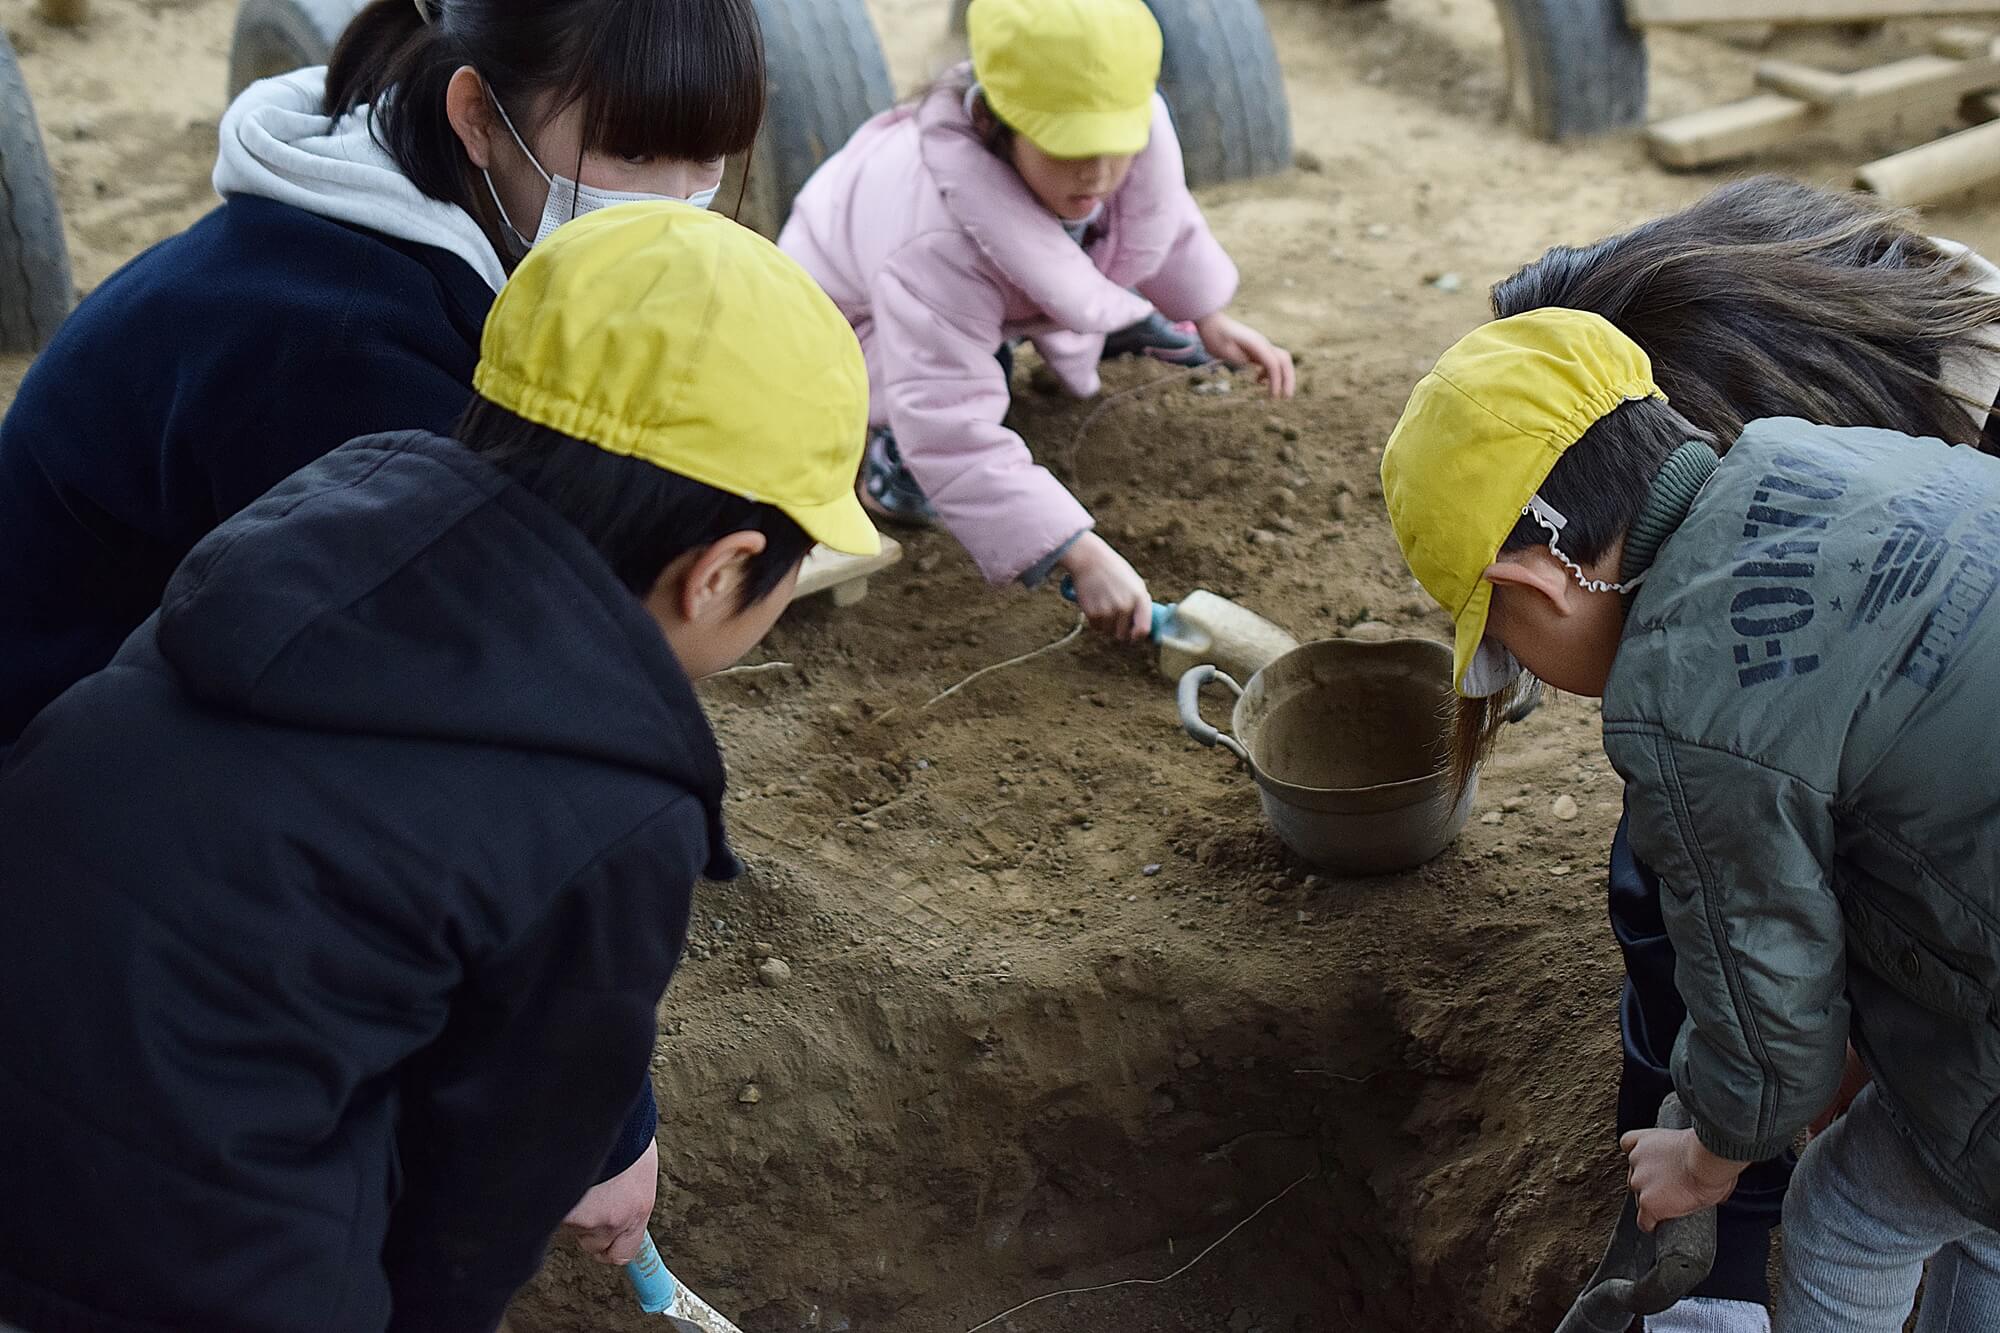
[
  {"x1": 1379, "y1": 308, "x2": 1664, "y2": 696},
  {"x1": 474, "y1": 202, "x2": 880, "y2": 558},
  {"x1": 968, "y1": 0, "x2": 1163, "y2": 159}
]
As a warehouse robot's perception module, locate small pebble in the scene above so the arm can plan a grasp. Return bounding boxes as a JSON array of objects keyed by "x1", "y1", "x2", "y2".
[
  {"x1": 1149, "y1": 1091, "x2": 1177, "y2": 1116},
  {"x1": 758, "y1": 958, "x2": 794, "y2": 988},
  {"x1": 1247, "y1": 528, "x2": 1281, "y2": 547},
  {"x1": 1296, "y1": 910, "x2": 1314, "y2": 925},
  {"x1": 1269, "y1": 487, "x2": 1297, "y2": 513},
  {"x1": 752, "y1": 941, "x2": 775, "y2": 960},
  {"x1": 1294, "y1": 150, "x2": 1324, "y2": 173},
  {"x1": 737, "y1": 1083, "x2": 763, "y2": 1105},
  {"x1": 1143, "y1": 863, "x2": 1163, "y2": 877},
  {"x1": 1552, "y1": 794, "x2": 1580, "y2": 822},
  {"x1": 860, "y1": 818, "x2": 881, "y2": 833},
  {"x1": 1429, "y1": 272, "x2": 1465, "y2": 293},
  {"x1": 1501, "y1": 796, "x2": 1530, "y2": 814},
  {"x1": 1365, "y1": 223, "x2": 1390, "y2": 240},
  {"x1": 1330, "y1": 493, "x2": 1353, "y2": 521},
  {"x1": 1176, "y1": 1050, "x2": 1202, "y2": 1069},
  {"x1": 1480, "y1": 811, "x2": 1505, "y2": 826},
  {"x1": 1345, "y1": 620, "x2": 1396, "y2": 642}
]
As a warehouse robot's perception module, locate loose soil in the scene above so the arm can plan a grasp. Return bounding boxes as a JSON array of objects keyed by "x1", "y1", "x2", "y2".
[{"x1": 6, "y1": 0, "x2": 1998, "y2": 1328}]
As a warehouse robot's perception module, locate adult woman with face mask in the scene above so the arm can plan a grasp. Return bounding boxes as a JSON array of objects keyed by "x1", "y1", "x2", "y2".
[
  {"x1": 0, "y1": 0, "x2": 761, "y2": 748},
  {"x1": 0, "y1": 0, "x2": 764, "y2": 1270}
]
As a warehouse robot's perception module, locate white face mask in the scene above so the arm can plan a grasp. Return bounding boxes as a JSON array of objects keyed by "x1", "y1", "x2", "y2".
[{"x1": 481, "y1": 91, "x2": 719, "y2": 253}]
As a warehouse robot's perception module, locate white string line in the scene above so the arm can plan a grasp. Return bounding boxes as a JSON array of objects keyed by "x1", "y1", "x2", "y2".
[
  {"x1": 708, "y1": 660, "x2": 796, "y2": 679},
  {"x1": 923, "y1": 617, "x2": 1086, "y2": 710},
  {"x1": 956, "y1": 1168, "x2": 1318, "y2": 1333}
]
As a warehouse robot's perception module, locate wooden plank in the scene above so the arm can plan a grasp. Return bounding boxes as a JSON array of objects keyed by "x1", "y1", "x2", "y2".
[
  {"x1": 791, "y1": 536, "x2": 904, "y2": 605},
  {"x1": 1755, "y1": 59, "x2": 1855, "y2": 105},
  {"x1": 1630, "y1": 0, "x2": 2000, "y2": 26},
  {"x1": 1649, "y1": 54, "x2": 2000, "y2": 168},
  {"x1": 1858, "y1": 117, "x2": 2000, "y2": 203},
  {"x1": 1931, "y1": 25, "x2": 1998, "y2": 57}
]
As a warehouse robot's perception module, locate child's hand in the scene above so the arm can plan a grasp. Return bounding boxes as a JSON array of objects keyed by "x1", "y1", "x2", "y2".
[
  {"x1": 1620, "y1": 1126, "x2": 1745, "y2": 1232},
  {"x1": 562, "y1": 1137, "x2": 658, "y2": 1265},
  {"x1": 1060, "y1": 533, "x2": 1152, "y2": 641},
  {"x1": 1194, "y1": 311, "x2": 1296, "y2": 399}
]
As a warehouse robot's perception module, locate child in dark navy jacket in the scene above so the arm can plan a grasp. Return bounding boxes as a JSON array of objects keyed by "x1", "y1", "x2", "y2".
[{"x1": 0, "y1": 204, "x2": 878, "y2": 1333}]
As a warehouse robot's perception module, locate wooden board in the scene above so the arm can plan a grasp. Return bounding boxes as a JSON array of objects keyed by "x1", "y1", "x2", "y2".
[
  {"x1": 1648, "y1": 53, "x2": 2000, "y2": 168},
  {"x1": 1858, "y1": 116, "x2": 2000, "y2": 202},
  {"x1": 1629, "y1": 0, "x2": 2000, "y2": 25},
  {"x1": 791, "y1": 536, "x2": 904, "y2": 607}
]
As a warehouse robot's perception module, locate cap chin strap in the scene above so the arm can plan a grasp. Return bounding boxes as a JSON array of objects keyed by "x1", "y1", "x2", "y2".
[{"x1": 1523, "y1": 496, "x2": 1645, "y2": 595}]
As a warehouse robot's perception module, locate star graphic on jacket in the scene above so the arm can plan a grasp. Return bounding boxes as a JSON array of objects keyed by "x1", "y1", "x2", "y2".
[
  {"x1": 1850, "y1": 559, "x2": 1866, "y2": 574},
  {"x1": 1830, "y1": 597, "x2": 1844, "y2": 613}
]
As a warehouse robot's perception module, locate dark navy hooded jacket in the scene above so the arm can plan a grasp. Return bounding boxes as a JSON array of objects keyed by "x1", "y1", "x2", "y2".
[
  {"x1": 0, "y1": 196, "x2": 490, "y2": 746},
  {"x1": 0, "y1": 193, "x2": 656, "y2": 1183},
  {"x1": 0, "y1": 432, "x2": 736, "y2": 1333}
]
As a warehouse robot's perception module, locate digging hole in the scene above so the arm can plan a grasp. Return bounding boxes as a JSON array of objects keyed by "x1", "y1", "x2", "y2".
[{"x1": 511, "y1": 951, "x2": 1586, "y2": 1333}]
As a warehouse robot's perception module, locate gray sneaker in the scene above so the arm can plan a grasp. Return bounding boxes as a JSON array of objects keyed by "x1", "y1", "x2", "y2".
[{"x1": 861, "y1": 428, "x2": 937, "y2": 527}]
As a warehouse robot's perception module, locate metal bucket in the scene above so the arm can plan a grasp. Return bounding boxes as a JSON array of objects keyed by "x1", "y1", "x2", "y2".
[{"x1": 1177, "y1": 637, "x2": 1479, "y2": 876}]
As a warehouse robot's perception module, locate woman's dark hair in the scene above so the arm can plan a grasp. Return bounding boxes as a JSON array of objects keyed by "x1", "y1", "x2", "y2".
[
  {"x1": 1449, "y1": 397, "x2": 1711, "y2": 791},
  {"x1": 1493, "y1": 175, "x2": 2000, "y2": 450},
  {"x1": 325, "y1": 0, "x2": 765, "y2": 228},
  {"x1": 455, "y1": 397, "x2": 814, "y2": 607}
]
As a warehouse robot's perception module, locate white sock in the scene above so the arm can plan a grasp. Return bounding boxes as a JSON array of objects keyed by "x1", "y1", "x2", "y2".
[{"x1": 1645, "y1": 1298, "x2": 1771, "y2": 1333}]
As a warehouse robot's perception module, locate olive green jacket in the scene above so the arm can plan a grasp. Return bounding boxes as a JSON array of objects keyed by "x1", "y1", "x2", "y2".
[{"x1": 1603, "y1": 418, "x2": 2000, "y2": 1228}]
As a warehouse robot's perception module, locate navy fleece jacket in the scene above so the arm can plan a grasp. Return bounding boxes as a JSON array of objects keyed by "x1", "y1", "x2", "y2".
[
  {"x1": 0, "y1": 433, "x2": 736, "y2": 1333},
  {"x1": 0, "y1": 195, "x2": 658, "y2": 1174}
]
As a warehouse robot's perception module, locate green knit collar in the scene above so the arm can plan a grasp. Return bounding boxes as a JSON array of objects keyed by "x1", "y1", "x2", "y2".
[{"x1": 1620, "y1": 440, "x2": 1720, "y2": 588}]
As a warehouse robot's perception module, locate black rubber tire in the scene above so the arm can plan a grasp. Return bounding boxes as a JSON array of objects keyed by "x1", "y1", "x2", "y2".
[
  {"x1": 0, "y1": 33, "x2": 73, "y2": 354},
  {"x1": 730, "y1": 0, "x2": 894, "y2": 238},
  {"x1": 1146, "y1": 0, "x2": 1292, "y2": 188},
  {"x1": 226, "y1": 0, "x2": 363, "y2": 99},
  {"x1": 1494, "y1": 0, "x2": 1648, "y2": 142}
]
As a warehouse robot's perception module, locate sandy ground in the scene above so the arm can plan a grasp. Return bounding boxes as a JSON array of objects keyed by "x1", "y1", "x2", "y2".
[{"x1": 4, "y1": 0, "x2": 1998, "y2": 1328}]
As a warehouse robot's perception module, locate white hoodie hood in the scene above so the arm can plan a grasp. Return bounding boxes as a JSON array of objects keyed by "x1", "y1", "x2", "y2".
[{"x1": 214, "y1": 68, "x2": 507, "y2": 292}]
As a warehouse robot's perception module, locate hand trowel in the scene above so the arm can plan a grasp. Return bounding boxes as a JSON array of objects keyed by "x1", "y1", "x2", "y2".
[
  {"x1": 625, "y1": 1232, "x2": 745, "y2": 1333},
  {"x1": 1061, "y1": 577, "x2": 1299, "y2": 683}
]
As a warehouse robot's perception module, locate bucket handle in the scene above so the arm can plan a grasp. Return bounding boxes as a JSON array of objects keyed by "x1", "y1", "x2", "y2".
[{"x1": 1178, "y1": 665, "x2": 1249, "y2": 764}]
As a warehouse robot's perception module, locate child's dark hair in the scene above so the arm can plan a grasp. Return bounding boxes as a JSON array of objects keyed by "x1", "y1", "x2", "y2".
[
  {"x1": 920, "y1": 66, "x2": 1017, "y2": 156},
  {"x1": 1493, "y1": 175, "x2": 2000, "y2": 450},
  {"x1": 456, "y1": 397, "x2": 813, "y2": 607},
  {"x1": 326, "y1": 0, "x2": 765, "y2": 228},
  {"x1": 1450, "y1": 396, "x2": 1711, "y2": 791}
]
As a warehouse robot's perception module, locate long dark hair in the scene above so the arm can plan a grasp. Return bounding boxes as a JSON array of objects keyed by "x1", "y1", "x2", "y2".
[
  {"x1": 1493, "y1": 175, "x2": 2000, "y2": 448},
  {"x1": 1447, "y1": 176, "x2": 2000, "y2": 785},
  {"x1": 325, "y1": 0, "x2": 765, "y2": 233}
]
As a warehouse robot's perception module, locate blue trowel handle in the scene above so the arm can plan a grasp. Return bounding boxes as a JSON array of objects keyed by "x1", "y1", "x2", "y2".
[
  {"x1": 1058, "y1": 575, "x2": 1171, "y2": 640},
  {"x1": 625, "y1": 1231, "x2": 677, "y2": 1315}
]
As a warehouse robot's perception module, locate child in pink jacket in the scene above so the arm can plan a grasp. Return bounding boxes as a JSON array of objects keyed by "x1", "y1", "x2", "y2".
[{"x1": 780, "y1": 0, "x2": 1294, "y2": 639}]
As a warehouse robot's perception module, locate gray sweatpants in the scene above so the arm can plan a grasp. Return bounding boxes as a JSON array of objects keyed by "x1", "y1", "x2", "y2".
[{"x1": 1778, "y1": 1085, "x2": 2000, "y2": 1332}]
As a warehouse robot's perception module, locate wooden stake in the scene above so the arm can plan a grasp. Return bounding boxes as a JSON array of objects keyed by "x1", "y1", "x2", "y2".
[
  {"x1": 1650, "y1": 53, "x2": 2000, "y2": 168},
  {"x1": 1858, "y1": 117, "x2": 2000, "y2": 203},
  {"x1": 1755, "y1": 59, "x2": 1856, "y2": 104},
  {"x1": 1931, "y1": 25, "x2": 1999, "y2": 58},
  {"x1": 1630, "y1": 0, "x2": 2000, "y2": 25}
]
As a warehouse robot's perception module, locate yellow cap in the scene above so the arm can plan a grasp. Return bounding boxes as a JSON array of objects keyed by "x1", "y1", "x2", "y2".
[
  {"x1": 967, "y1": 0, "x2": 1162, "y2": 159},
  {"x1": 474, "y1": 202, "x2": 879, "y2": 558},
  {"x1": 1379, "y1": 308, "x2": 1663, "y2": 696}
]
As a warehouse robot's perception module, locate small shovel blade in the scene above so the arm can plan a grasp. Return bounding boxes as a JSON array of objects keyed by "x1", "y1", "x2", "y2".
[{"x1": 626, "y1": 1232, "x2": 746, "y2": 1333}]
